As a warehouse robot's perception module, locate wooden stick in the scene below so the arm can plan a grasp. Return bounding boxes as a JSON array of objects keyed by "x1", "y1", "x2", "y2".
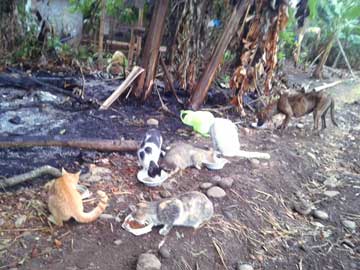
[
  {"x1": 336, "y1": 37, "x2": 356, "y2": 79},
  {"x1": 308, "y1": 50, "x2": 324, "y2": 70},
  {"x1": 313, "y1": 80, "x2": 343, "y2": 92},
  {"x1": 0, "y1": 165, "x2": 61, "y2": 188},
  {"x1": 159, "y1": 56, "x2": 183, "y2": 104},
  {"x1": 0, "y1": 136, "x2": 139, "y2": 152},
  {"x1": 99, "y1": 66, "x2": 144, "y2": 110}
]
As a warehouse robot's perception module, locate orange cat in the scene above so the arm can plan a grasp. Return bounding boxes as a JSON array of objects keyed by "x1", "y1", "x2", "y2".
[{"x1": 47, "y1": 168, "x2": 108, "y2": 226}]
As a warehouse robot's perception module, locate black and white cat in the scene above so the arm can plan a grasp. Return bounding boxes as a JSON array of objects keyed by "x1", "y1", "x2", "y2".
[{"x1": 137, "y1": 129, "x2": 163, "y2": 176}]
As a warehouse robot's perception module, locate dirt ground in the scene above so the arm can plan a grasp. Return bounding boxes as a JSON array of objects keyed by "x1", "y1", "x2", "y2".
[{"x1": 0, "y1": 68, "x2": 359, "y2": 270}]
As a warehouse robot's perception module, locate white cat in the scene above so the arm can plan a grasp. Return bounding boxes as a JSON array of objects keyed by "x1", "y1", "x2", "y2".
[
  {"x1": 210, "y1": 118, "x2": 270, "y2": 159},
  {"x1": 137, "y1": 129, "x2": 163, "y2": 171}
]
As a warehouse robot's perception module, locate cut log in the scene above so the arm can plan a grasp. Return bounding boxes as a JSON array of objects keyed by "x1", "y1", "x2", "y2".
[
  {"x1": 99, "y1": 66, "x2": 144, "y2": 110},
  {"x1": 0, "y1": 136, "x2": 139, "y2": 152},
  {"x1": 188, "y1": 0, "x2": 253, "y2": 110},
  {"x1": 133, "y1": 0, "x2": 169, "y2": 100}
]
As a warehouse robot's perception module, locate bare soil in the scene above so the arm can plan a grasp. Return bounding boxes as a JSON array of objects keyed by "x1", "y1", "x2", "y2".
[{"x1": 0, "y1": 70, "x2": 359, "y2": 270}]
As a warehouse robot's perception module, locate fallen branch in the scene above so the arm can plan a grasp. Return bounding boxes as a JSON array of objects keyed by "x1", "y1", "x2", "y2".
[
  {"x1": 0, "y1": 165, "x2": 61, "y2": 188},
  {"x1": 0, "y1": 136, "x2": 139, "y2": 152},
  {"x1": 313, "y1": 80, "x2": 343, "y2": 92},
  {"x1": 308, "y1": 50, "x2": 324, "y2": 70},
  {"x1": 154, "y1": 81, "x2": 178, "y2": 117},
  {"x1": 0, "y1": 71, "x2": 85, "y2": 104},
  {"x1": 99, "y1": 66, "x2": 144, "y2": 110}
]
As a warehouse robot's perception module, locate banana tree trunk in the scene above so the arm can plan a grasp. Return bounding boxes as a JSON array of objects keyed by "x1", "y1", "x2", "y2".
[
  {"x1": 188, "y1": 0, "x2": 253, "y2": 110},
  {"x1": 0, "y1": 1, "x2": 21, "y2": 56},
  {"x1": 98, "y1": 0, "x2": 106, "y2": 67},
  {"x1": 313, "y1": 33, "x2": 336, "y2": 79}
]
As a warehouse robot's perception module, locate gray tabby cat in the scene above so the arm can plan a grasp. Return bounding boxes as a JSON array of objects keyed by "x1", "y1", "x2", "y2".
[
  {"x1": 128, "y1": 191, "x2": 214, "y2": 235},
  {"x1": 160, "y1": 142, "x2": 228, "y2": 173}
]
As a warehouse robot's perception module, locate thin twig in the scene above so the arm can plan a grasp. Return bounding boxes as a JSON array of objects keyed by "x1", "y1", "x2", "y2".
[{"x1": 212, "y1": 238, "x2": 228, "y2": 270}]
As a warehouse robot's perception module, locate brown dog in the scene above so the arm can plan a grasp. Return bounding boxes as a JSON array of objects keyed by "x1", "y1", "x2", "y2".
[{"x1": 257, "y1": 90, "x2": 338, "y2": 131}]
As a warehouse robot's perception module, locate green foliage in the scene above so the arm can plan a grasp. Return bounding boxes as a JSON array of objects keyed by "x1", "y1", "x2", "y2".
[
  {"x1": 308, "y1": 0, "x2": 318, "y2": 19},
  {"x1": 278, "y1": 7, "x2": 296, "y2": 61},
  {"x1": 223, "y1": 50, "x2": 236, "y2": 63},
  {"x1": 69, "y1": 0, "x2": 137, "y2": 25},
  {"x1": 297, "y1": 0, "x2": 360, "y2": 67}
]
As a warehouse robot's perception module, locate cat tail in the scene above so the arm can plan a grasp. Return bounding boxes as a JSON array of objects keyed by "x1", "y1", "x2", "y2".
[
  {"x1": 73, "y1": 191, "x2": 108, "y2": 223},
  {"x1": 235, "y1": 150, "x2": 270, "y2": 160}
]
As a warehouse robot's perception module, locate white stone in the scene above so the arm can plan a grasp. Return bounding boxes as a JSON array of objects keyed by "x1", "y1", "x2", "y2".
[
  {"x1": 323, "y1": 190, "x2": 340, "y2": 197},
  {"x1": 237, "y1": 264, "x2": 254, "y2": 270},
  {"x1": 342, "y1": 220, "x2": 356, "y2": 231},
  {"x1": 206, "y1": 186, "x2": 226, "y2": 198},
  {"x1": 15, "y1": 215, "x2": 27, "y2": 228},
  {"x1": 312, "y1": 210, "x2": 329, "y2": 220},
  {"x1": 146, "y1": 118, "x2": 159, "y2": 127},
  {"x1": 136, "y1": 253, "x2": 161, "y2": 270}
]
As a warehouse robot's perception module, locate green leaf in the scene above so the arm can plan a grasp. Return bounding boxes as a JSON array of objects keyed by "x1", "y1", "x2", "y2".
[
  {"x1": 308, "y1": 0, "x2": 318, "y2": 19},
  {"x1": 343, "y1": 6, "x2": 360, "y2": 20}
]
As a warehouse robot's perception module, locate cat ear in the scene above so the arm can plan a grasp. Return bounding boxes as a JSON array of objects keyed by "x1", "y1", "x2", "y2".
[{"x1": 61, "y1": 168, "x2": 68, "y2": 175}]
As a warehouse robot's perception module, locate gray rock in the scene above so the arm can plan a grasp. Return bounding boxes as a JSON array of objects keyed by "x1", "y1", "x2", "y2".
[
  {"x1": 324, "y1": 176, "x2": 340, "y2": 188},
  {"x1": 114, "y1": 239, "x2": 122, "y2": 245},
  {"x1": 162, "y1": 179, "x2": 177, "y2": 190},
  {"x1": 293, "y1": 198, "x2": 313, "y2": 216},
  {"x1": 159, "y1": 246, "x2": 171, "y2": 259},
  {"x1": 0, "y1": 218, "x2": 4, "y2": 226},
  {"x1": 136, "y1": 253, "x2": 161, "y2": 270},
  {"x1": 160, "y1": 190, "x2": 172, "y2": 198},
  {"x1": 342, "y1": 220, "x2": 356, "y2": 231},
  {"x1": 206, "y1": 186, "x2": 226, "y2": 198},
  {"x1": 212, "y1": 175, "x2": 222, "y2": 183},
  {"x1": 15, "y1": 215, "x2": 27, "y2": 228},
  {"x1": 250, "y1": 159, "x2": 260, "y2": 168},
  {"x1": 237, "y1": 263, "x2": 254, "y2": 270},
  {"x1": 296, "y1": 123, "x2": 304, "y2": 129},
  {"x1": 307, "y1": 152, "x2": 317, "y2": 161},
  {"x1": 312, "y1": 210, "x2": 329, "y2": 220},
  {"x1": 200, "y1": 182, "x2": 213, "y2": 189},
  {"x1": 146, "y1": 118, "x2": 159, "y2": 127},
  {"x1": 218, "y1": 177, "x2": 234, "y2": 189},
  {"x1": 100, "y1": 214, "x2": 114, "y2": 220},
  {"x1": 323, "y1": 190, "x2": 340, "y2": 197}
]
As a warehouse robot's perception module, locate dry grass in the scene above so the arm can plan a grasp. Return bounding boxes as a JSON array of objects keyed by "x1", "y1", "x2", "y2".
[{"x1": 212, "y1": 238, "x2": 228, "y2": 270}]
